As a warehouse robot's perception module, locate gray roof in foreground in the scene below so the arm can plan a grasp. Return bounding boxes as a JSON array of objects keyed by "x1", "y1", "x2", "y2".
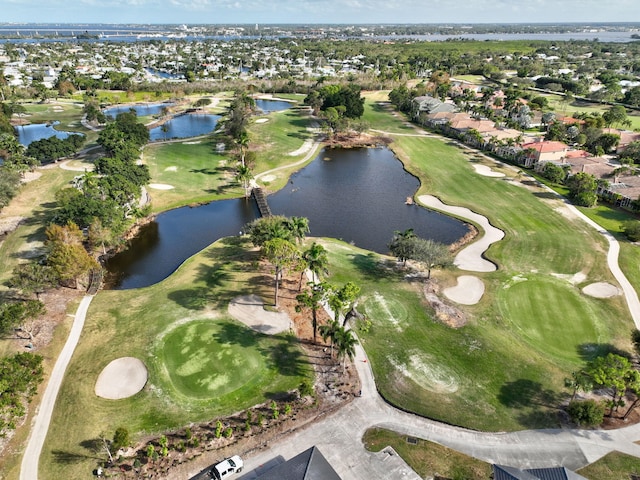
[
  {"x1": 494, "y1": 464, "x2": 588, "y2": 480},
  {"x1": 255, "y1": 446, "x2": 341, "y2": 480}
]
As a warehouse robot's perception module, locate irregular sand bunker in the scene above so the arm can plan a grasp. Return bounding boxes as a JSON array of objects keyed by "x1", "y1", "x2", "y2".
[
  {"x1": 582, "y1": 282, "x2": 620, "y2": 298},
  {"x1": 95, "y1": 357, "x2": 148, "y2": 400},
  {"x1": 472, "y1": 164, "x2": 505, "y2": 178},
  {"x1": 148, "y1": 183, "x2": 175, "y2": 190},
  {"x1": 228, "y1": 294, "x2": 292, "y2": 335},
  {"x1": 255, "y1": 118, "x2": 269, "y2": 123},
  {"x1": 443, "y1": 275, "x2": 485, "y2": 305}
]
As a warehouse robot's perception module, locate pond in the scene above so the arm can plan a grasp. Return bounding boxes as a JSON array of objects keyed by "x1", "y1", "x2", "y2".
[
  {"x1": 149, "y1": 113, "x2": 221, "y2": 141},
  {"x1": 15, "y1": 122, "x2": 81, "y2": 146},
  {"x1": 103, "y1": 102, "x2": 174, "y2": 118},
  {"x1": 254, "y1": 99, "x2": 293, "y2": 113},
  {"x1": 105, "y1": 147, "x2": 469, "y2": 290}
]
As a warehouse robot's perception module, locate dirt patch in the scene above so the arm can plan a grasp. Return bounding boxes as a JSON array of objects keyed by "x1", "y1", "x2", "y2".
[
  {"x1": 423, "y1": 281, "x2": 467, "y2": 328},
  {"x1": 324, "y1": 132, "x2": 391, "y2": 149}
]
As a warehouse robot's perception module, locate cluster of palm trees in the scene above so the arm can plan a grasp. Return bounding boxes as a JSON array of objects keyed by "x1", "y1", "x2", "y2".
[{"x1": 245, "y1": 215, "x2": 360, "y2": 371}]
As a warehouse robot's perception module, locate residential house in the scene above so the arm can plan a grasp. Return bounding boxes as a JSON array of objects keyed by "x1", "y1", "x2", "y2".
[
  {"x1": 598, "y1": 174, "x2": 640, "y2": 208},
  {"x1": 411, "y1": 95, "x2": 456, "y2": 120},
  {"x1": 520, "y1": 140, "x2": 570, "y2": 168}
]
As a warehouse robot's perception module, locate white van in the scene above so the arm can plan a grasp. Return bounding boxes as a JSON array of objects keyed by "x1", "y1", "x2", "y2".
[{"x1": 211, "y1": 455, "x2": 244, "y2": 479}]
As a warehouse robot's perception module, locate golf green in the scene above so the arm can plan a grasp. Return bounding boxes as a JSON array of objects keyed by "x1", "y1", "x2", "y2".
[{"x1": 156, "y1": 319, "x2": 265, "y2": 400}]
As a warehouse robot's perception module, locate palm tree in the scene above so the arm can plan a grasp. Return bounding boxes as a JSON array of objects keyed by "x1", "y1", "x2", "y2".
[
  {"x1": 335, "y1": 326, "x2": 358, "y2": 371},
  {"x1": 286, "y1": 216, "x2": 310, "y2": 244},
  {"x1": 236, "y1": 131, "x2": 249, "y2": 167},
  {"x1": 299, "y1": 242, "x2": 329, "y2": 288},
  {"x1": 236, "y1": 164, "x2": 253, "y2": 198},
  {"x1": 295, "y1": 281, "x2": 330, "y2": 344},
  {"x1": 319, "y1": 318, "x2": 340, "y2": 359}
]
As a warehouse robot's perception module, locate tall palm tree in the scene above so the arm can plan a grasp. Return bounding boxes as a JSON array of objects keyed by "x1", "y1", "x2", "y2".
[
  {"x1": 299, "y1": 242, "x2": 329, "y2": 288},
  {"x1": 295, "y1": 281, "x2": 330, "y2": 344},
  {"x1": 319, "y1": 318, "x2": 340, "y2": 359},
  {"x1": 287, "y1": 216, "x2": 310, "y2": 244},
  {"x1": 335, "y1": 326, "x2": 358, "y2": 371},
  {"x1": 236, "y1": 164, "x2": 253, "y2": 198}
]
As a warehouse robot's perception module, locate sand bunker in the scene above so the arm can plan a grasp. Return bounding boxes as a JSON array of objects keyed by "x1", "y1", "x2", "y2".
[
  {"x1": 148, "y1": 183, "x2": 175, "y2": 190},
  {"x1": 289, "y1": 139, "x2": 314, "y2": 156},
  {"x1": 472, "y1": 164, "x2": 505, "y2": 178},
  {"x1": 228, "y1": 294, "x2": 292, "y2": 335},
  {"x1": 95, "y1": 357, "x2": 148, "y2": 400},
  {"x1": 418, "y1": 195, "x2": 504, "y2": 272},
  {"x1": 260, "y1": 174, "x2": 276, "y2": 183},
  {"x1": 443, "y1": 276, "x2": 485, "y2": 305},
  {"x1": 582, "y1": 282, "x2": 620, "y2": 298},
  {"x1": 164, "y1": 166, "x2": 178, "y2": 172},
  {"x1": 255, "y1": 118, "x2": 269, "y2": 123},
  {"x1": 182, "y1": 141, "x2": 201, "y2": 144}
]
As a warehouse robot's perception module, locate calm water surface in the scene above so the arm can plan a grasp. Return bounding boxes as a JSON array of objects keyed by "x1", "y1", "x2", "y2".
[
  {"x1": 103, "y1": 102, "x2": 174, "y2": 118},
  {"x1": 255, "y1": 99, "x2": 292, "y2": 113},
  {"x1": 106, "y1": 147, "x2": 469, "y2": 289},
  {"x1": 149, "y1": 114, "x2": 220, "y2": 141},
  {"x1": 15, "y1": 122, "x2": 80, "y2": 146}
]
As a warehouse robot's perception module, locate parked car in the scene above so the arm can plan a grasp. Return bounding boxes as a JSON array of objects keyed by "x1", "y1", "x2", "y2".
[{"x1": 211, "y1": 455, "x2": 244, "y2": 479}]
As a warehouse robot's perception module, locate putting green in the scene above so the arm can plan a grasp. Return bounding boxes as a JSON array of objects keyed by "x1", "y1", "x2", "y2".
[
  {"x1": 496, "y1": 276, "x2": 604, "y2": 363},
  {"x1": 156, "y1": 319, "x2": 265, "y2": 400}
]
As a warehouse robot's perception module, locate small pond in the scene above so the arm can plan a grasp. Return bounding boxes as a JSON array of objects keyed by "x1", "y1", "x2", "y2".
[
  {"x1": 103, "y1": 102, "x2": 174, "y2": 118},
  {"x1": 106, "y1": 147, "x2": 469, "y2": 290},
  {"x1": 255, "y1": 99, "x2": 293, "y2": 113},
  {"x1": 15, "y1": 122, "x2": 81, "y2": 146},
  {"x1": 149, "y1": 113, "x2": 221, "y2": 141}
]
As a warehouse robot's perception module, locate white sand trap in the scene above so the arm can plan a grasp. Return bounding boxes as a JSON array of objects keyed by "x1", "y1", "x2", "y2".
[
  {"x1": 289, "y1": 139, "x2": 313, "y2": 156},
  {"x1": 472, "y1": 164, "x2": 505, "y2": 178},
  {"x1": 95, "y1": 357, "x2": 148, "y2": 400},
  {"x1": 148, "y1": 183, "x2": 175, "y2": 190},
  {"x1": 182, "y1": 141, "x2": 201, "y2": 144},
  {"x1": 255, "y1": 118, "x2": 269, "y2": 123},
  {"x1": 444, "y1": 276, "x2": 485, "y2": 305},
  {"x1": 583, "y1": 282, "x2": 621, "y2": 298},
  {"x1": 418, "y1": 195, "x2": 504, "y2": 272},
  {"x1": 260, "y1": 174, "x2": 276, "y2": 183},
  {"x1": 164, "y1": 166, "x2": 178, "y2": 172},
  {"x1": 228, "y1": 294, "x2": 292, "y2": 335}
]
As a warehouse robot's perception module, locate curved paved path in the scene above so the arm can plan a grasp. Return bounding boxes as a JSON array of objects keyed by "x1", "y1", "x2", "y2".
[
  {"x1": 234, "y1": 342, "x2": 640, "y2": 480},
  {"x1": 20, "y1": 295, "x2": 94, "y2": 480}
]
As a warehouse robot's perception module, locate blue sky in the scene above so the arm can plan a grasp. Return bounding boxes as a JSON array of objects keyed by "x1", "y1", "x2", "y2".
[{"x1": 1, "y1": 0, "x2": 639, "y2": 25}]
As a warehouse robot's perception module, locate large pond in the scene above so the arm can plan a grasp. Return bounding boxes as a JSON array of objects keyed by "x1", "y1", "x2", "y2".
[
  {"x1": 149, "y1": 113, "x2": 220, "y2": 141},
  {"x1": 103, "y1": 102, "x2": 174, "y2": 118},
  {"x1": 15, "y1": 122, "x2": 81, "y2": 146},
  {"x1": 105, "y1": 147, "x2": 469, "y2": 290},
  {"x1": 255, "y1": 99, "x2": 293, "y2": 113}
]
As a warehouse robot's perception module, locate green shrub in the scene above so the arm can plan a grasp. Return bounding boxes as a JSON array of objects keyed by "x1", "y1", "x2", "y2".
[
  {"x1": 224, "y1": 427, "x2": 233, "y2": 438},
  {"x1": 567, "y1": 399, "x2": 605, "y2": 427},
  {"x1": 299, "y1": 379, "x2": 314, "y2": 397},
  {"x1": 622, "y1": 221, "x2": 640, "y2": 242},
  {"x1": 215, "y1": 420, "x2": 223, "y2": 438}
]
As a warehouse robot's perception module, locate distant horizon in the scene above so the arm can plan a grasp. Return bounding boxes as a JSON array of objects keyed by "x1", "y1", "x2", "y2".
[
  {"x1": 1, "y1": 21, "x2": 640, "y2": 27},
  {"x1": 1, "y1": 0, "x2": 639, "y2": 25}
]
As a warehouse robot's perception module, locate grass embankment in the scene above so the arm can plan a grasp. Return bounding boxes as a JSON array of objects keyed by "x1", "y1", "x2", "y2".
[
  {"x1": 578, "y1": 451, "x2": 640, "y2": 480},
  {"x1": 41, "y1": 236, "x2": 311, "y2": 480},
  {"x1": 363, "y1": 427, "x2": 491, "y2": 480}
]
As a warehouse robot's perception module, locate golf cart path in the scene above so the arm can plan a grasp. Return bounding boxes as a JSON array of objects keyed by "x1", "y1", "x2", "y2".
[
  {"x1": 20, "y1": 295, "x2": 94, "y2": 480},
  {"x1": 237, "y1": 341, "x2": 640, "y2": 480}
]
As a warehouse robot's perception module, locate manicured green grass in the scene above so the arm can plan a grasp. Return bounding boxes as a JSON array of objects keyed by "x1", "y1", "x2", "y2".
[
  {"x1": 363, "y1": 427, "x2": 492, "y2": 480},
  {"x1": 144, "y1": 136, "x2": 239, "y2": 212},
  {"x1": 41, "y1": 236, "x2": 311, "y2": 480},
  {"x1": 314, "y1": 106, "x2": 633, "y2": 430},
  {"x1": 542, "y1": 94, "x2": 640, "y2": 130},
  {"x1": 578, "y1": 451, "x2": 640, "y2": 480},
  {"x1": 362, "y1": 94, "x2": 419, "y2": 134}
]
